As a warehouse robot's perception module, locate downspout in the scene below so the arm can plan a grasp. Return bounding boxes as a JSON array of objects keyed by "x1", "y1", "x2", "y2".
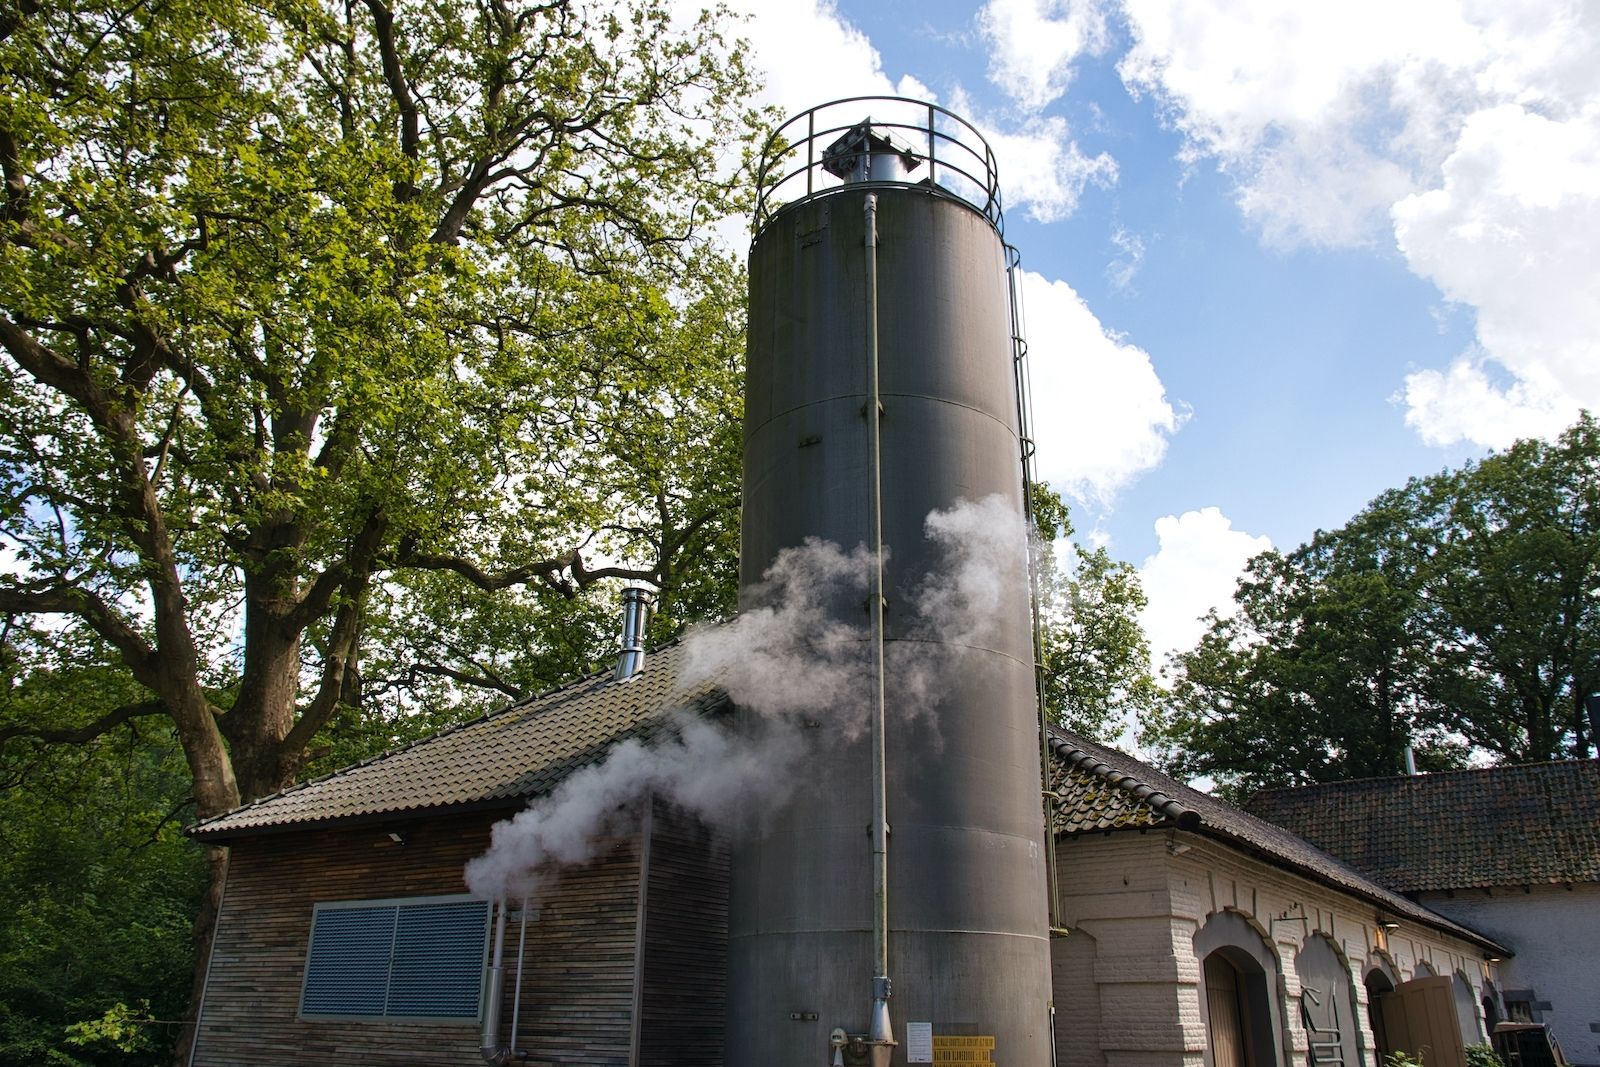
[
  {"x1": 1006, "y1": 243, "x2": 1063, "y2": 934},
  {"x1": 863, "y1": 191, "x2": 895, "y2": 1067},
  {"x1": 481, "y1": 897, "x2": 513, "y2": 1065},
  {"x1": 509, "y1": 898, "x2": 530, "y2": 1054}
]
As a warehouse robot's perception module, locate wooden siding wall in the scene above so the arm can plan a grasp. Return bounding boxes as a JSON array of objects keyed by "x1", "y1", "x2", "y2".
[
  {"x1": 635, "y1": 800, "x2": 731, "y2": 1067},
  {"x1": 503, "y1": 830, "x2": 643, "y2": 1065},
  {"x1": 192, "y1": 812, "x2": 643, "y2": 1067}
]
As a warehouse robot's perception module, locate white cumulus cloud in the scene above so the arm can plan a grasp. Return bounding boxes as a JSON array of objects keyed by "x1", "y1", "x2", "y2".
[
  {"x1": 1393, "y1": 102, "x2": 1600, "y2": 446},
  {"x1": 979, "y1": 0, "x2": 1111, "y2": 110},
  {"x1": 1019, "y1": 269, "x2": 1185, "y2": 505},
  {"x1": 976, "y1": 112, "x2": 1119, "y2": 222},
  {"x1": 1105, "y1": 0, "x2": 1600, "y2": 449},
  {"x1": 1137, "y1": 507, "x2": 1271, "y2": 669},
  {"x1": 721, "y1": 0, "x2": 902, "y2": 110}
]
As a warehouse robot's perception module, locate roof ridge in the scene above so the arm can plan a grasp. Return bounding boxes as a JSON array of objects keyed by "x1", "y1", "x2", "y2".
[
  {"x1": 1043, "y1": 726, "x2": 1508, "y2": 954},
  {"x1": 1250, "y1": 758, "x2": 1599, "y2": 800}
]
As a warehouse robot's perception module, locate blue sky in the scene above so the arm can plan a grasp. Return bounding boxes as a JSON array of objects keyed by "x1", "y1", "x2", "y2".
[{"x1": 709, "y1": 0, "x2": 1600, "y2": 663}]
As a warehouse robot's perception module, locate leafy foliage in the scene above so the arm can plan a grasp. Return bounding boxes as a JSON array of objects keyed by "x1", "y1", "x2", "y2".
[
  {"x1": 0, "y1": 633, "x2": 203, "y2": 1066},
  {"x1": 1148, "y1": 414, "x2": 1600, "y2": 799},
  {"x1": 0, "y1": 0, "x2": 759, "y2": 1055},
  {"x1": 1464, "y1": 1044, "x2": 1505, "y2": 1067},
  {"x1": 1032, "y1": 486, "x2": 1159, "y2": 741},
  {"x1": 0, "y1": 0, "x2": 761, "y2": 813}
]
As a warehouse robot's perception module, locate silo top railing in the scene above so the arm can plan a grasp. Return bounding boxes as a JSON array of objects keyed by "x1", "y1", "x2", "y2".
[{"x1": 753, "y1": 97, "x2": 1006, "y2": 236}]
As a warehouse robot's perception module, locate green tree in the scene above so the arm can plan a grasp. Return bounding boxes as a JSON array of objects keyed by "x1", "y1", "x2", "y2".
[
  {"x1": 0, "y1": 0, "x2": 759, "y2": 1048},
  {"x1": 1149, "y1": 414, "x2": 1600, "y2": 798},
  {"x1": 1420, "y1": 415, "x2": 1600, "y2": 761},
  {"x1": 1031, "y1": 486, "x2": 1159, "y2": 741},
  {"x1": 0, "y1": 627, "x2": 204, "y2": 1066},
  {"x1": 0, "y1": 0, "x2": 756, "y2": 822},
  {"x1": 1144, "y1": 489, "x2": 1460, "y2": 800}
]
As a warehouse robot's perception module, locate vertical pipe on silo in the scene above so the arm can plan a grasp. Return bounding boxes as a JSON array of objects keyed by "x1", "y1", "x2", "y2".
[
  {"x1": 863, "y1": 191, "x2": 895, "y2": 1064},
  {"x1": 1007, "y1": 247, "x2": 1063, "y2": 931}
]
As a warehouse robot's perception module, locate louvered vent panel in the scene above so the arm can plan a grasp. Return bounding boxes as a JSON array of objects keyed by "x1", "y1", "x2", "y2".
[
  {"x1": 387, "y1": 900, "x2": 490, "y2": 1018},
  {"x1": 300, "y1": 897, "x2": 488, "y2": 1019},
  {"x1": 302, "y1": 906, "x2": 395, "y2": 1015}
]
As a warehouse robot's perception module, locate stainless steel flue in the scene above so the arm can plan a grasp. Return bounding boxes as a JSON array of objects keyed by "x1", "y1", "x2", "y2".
[
  {"x1": 731, "y1": 98, "x2": 1052, "y2": 1067},
  {"x1": 614, "y1": 586, "x2": 653, "y2": 682}
]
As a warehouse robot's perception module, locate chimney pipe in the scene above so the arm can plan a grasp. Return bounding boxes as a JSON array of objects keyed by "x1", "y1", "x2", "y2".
[
  {"x1": 1403, "y1": 744, "x2": 1418, "y2": 776},
  {"x1": 614, "y1": 587, "x2": 653, "y2": 681}
]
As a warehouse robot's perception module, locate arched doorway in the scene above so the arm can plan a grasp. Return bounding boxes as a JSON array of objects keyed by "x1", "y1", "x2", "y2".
[
  {"x1": 1454, "y1": 972, "x2": 1482, "y2": 1048},
  {"x1": 1365, "y1": 967, "x2": 1397, "y2": 1061},
  {"x1": 1195, "y1": 912, "x2": 1283, "y2": 1067},
  {"x1": 1483, "y1": 980, "x2": 1501, "y2": 1034},
  {"x1": 1297, "y1": 935, "x2": 1360, "y2": 1066},
  {"x1": 1204, "y1": 949, "x2": 1266, "y2": 1067}
]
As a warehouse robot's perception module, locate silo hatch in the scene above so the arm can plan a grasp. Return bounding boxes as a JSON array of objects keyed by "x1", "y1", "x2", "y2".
[{"x1": 821, "y1": 120, "x2": 923, "y2": 183}]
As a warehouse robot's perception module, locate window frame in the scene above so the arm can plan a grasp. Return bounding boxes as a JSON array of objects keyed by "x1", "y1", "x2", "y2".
[{"x1": 298, "y1": 893, "x2": 491, "y2": 1024}]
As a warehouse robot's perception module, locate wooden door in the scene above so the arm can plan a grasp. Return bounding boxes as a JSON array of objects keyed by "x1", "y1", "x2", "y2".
[
  {"x1": 1205, "y1": 954, "x2": 1248, "y2": 1067},
  {"x1": 1377, "y1": 976, "x2": 1467, "y2": 1067}
]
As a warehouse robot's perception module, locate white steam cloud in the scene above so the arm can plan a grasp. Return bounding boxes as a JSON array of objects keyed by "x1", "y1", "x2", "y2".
[
  {"x1": 917, "y1": 492, "x2": 1031, "y2": 652},
  {"x1": 685, "y1": 538, "x2": 878, "y2": 739},
  {"x1": 463, "y1": 495, "x2": 1029, "y2": 901}
]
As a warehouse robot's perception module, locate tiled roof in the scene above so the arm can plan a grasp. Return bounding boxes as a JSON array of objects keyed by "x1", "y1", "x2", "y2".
[
  {"x1": 185, "y1": 638, "x2": 1508, "y2": 953},
  {"x1": 1245, "y1": 761, "x2": 1600, "y2": 892},
  {"x1": 1048, "y1": 728, "x2": 1507, "y2": 954},
  {"x1": 1048, "y1": 738, "x2": 1200, "y2": 835},
  {"x1": 189, "y1": 642, "x2": 725, "y2": 840}
]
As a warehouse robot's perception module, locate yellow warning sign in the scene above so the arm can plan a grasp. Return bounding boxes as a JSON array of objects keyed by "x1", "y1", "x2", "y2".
[{"x1": 931, "y1": 1034, "x2": 997, "y2": 1065}]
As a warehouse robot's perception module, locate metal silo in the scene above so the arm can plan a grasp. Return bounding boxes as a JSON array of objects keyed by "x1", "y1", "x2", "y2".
[{"x1": 732, "y1": 99, "x2": 1054, "y2": 1067}]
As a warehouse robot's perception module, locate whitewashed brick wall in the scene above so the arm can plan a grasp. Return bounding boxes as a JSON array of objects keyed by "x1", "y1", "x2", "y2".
[{"x1": 1052, "y1": 831, "x2": 1500, "y2": 1067}]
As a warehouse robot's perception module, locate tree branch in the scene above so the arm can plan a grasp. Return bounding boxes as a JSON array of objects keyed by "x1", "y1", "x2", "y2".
[
  {"x1": 407, "y1": 660, "x2": 524, "y2": 700},
  {"x1": 361, "y1": 0, "x2": 420, "y2": 195},
  {"x1": 0, "y1": 699, "x2": 167, "y2": 746},
  {"x1": 286, "y1": 505, "x2": 388, "y2": 632},
  {"x1": 132, "y1": 795, "x2": 198, "y2": 850},
  {"x1": 399, "y1": 544, "x2": 656, "y2": 596},
  {"x1": 0, "y1": 584, "x2": 160, "y2": 686},
  {"x1": 280, "y1": 591, "x2": 365, "y2": 756},
  {"x1": 0, "y1": 314, "x2": 113, "y2": 418}
]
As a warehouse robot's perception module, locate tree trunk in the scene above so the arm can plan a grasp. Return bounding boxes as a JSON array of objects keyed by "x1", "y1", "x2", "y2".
[
  {"x1": 174, "y1": 597, "x2": 305, "y2": 1062},
  {"x1": 1573, "y1": 685, "x2": 1592, "y2": 759}
]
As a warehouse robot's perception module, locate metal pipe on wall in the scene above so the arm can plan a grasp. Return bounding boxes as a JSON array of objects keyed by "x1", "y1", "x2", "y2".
[
  {"x1": 480, "y1": 898, "x2": 510, "y2": 1065},
  {"x1": 510, "y1": 897, "x2": 530, "y2": 1054},
  {"x1": 863, "y1": 191, "x2": 895, "y2": 1066},
  {"x1": 1006, "y1": 244, "x2": 1063, "y2": 934}
]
